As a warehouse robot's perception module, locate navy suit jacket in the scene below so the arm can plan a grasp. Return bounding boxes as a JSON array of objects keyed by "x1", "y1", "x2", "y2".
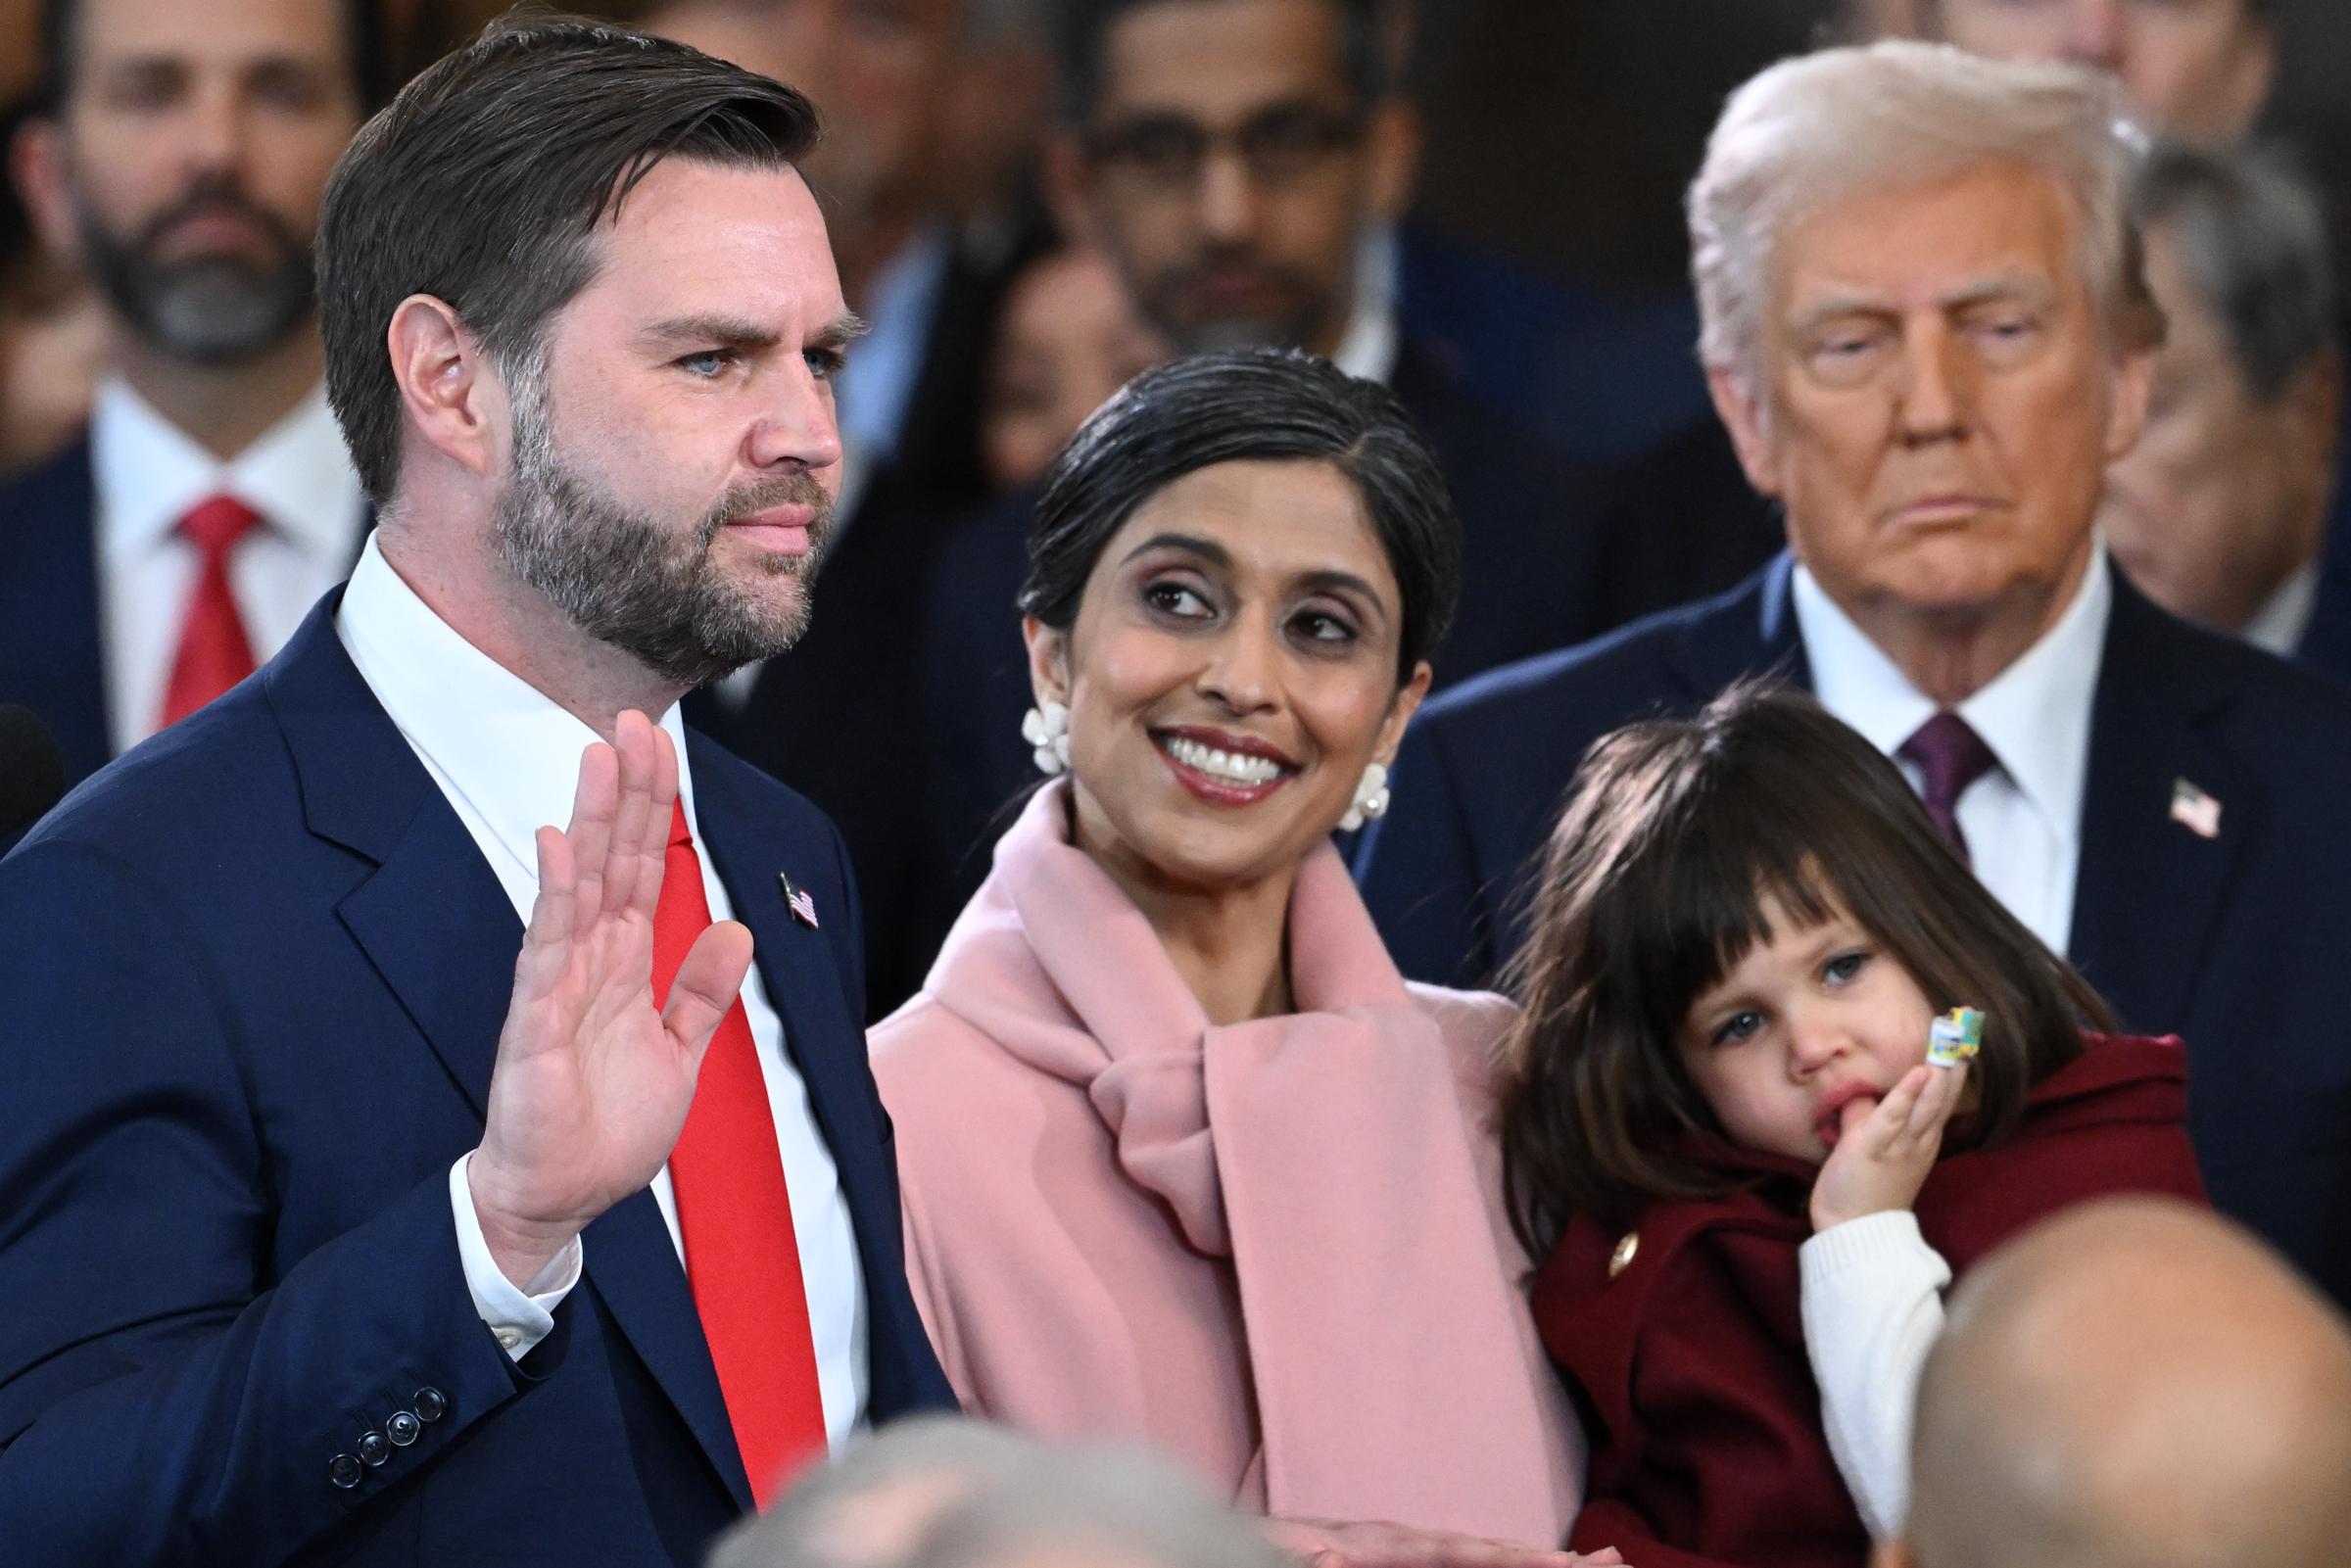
[
  {"x1": 1355, "y1": 555, "x2": 2351, "y2": 1304},
  {"x1": 0, "y1": 598, "x2": 955, "y2": 1566},
  {"x1": 0, "y1": 439, "x2": 111, "y2": 786}
]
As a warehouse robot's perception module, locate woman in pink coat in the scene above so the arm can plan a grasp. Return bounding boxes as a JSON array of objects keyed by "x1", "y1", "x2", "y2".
[{"x1": 870, "y1": 352, "x2": 1588, "y2": 1549}]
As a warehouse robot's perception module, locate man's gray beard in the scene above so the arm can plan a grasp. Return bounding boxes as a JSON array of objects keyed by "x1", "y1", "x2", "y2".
[
  {"x1": 74, "y1": 189, "x2": 315, "y2": 366},
  {"x1": 493, "y1": 384, "x2": 832, "y2": 689},
  {"x1": 1167, "y1": 315, "x2": 1303, "y2": 356}
]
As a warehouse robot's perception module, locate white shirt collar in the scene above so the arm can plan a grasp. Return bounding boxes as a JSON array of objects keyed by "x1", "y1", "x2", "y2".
[
  {"x1": 92, "y1": 373, "x2": 363, "y2": 568},
  {"x1": 2240, "y1": 559, "x2": 2321, "y2": 658},
  {"x1": 334, "y1": 532, "x2": 702, "y2": 888},
  {"x1": 1794, "y1": 538, "x2": 2112, "y2": 836}
]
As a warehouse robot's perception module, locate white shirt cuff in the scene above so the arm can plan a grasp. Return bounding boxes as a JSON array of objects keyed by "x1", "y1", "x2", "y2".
[{"x1": 450, "y1": 1153, "x2": 582, "y2": 1362}]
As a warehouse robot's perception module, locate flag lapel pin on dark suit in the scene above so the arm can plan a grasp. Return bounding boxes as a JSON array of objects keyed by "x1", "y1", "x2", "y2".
[
  {"x1": 779, "y1": 873, "x2": 820, "y2": 928},
  {"x1": 2169, "y1": 778, "x2": 2222, "y2": 840}
]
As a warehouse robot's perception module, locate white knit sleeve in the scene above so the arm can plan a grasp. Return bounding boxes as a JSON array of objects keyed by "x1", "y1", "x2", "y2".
[{"x1": 1799, "y1": 1210, "x2": 1950, "y2": 1541}]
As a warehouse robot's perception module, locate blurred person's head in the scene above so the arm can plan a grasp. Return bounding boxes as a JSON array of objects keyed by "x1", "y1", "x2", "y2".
[
  {"x1": 1691, "y1": 41, "x2": 2160, "y2": 703},
  {"x1": 902, "y1": 1442, "x2": 1286, "y2": 1568},
  {"x1": 11, "y1": 0, "x2": 378, "y2": 370},
  {"x1": 1019, "y1": 350, "x2": 1457, "y2": 895},
  {"x1": 1876, "y1": 1198, "x2": 2351, "y2": 1568},
  {"x1": 2100, "y1": 139, "x2": 2338, "y2": 641},
  {"x1": 0, "y1": 94, "x2": 104, "y2": 472},
  {"x1": 1840, "y1": 0, "x2": 1927, "y2": 41},
  {"x1": 1924, "y1": 0, "x2": 2273, "y2": 142},
  {"x1": 706, "y1": 1417, "x2": 1041, "y2": 1568},
  {"x1": 318, "y1": 17, "x2": 852, "y2": 698},
  {"x1": 981, "y1": 243, "x2": 1164, "y2": 491},
  {"x1": 1045, "y1": 0, "x2": 1416, "y2": 359},
  {"x1": 628, "y1": 0, "x2": 968, "y2": 265}
]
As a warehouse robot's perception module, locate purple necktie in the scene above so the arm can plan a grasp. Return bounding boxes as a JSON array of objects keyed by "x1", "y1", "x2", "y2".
[{"x1": 1898, "y1": 711, "x2": 1997, "y2": 866}]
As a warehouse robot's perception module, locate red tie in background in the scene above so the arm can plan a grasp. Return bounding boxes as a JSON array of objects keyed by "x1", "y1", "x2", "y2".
[
  {"x1": 654, "y1": 799, "x2": 827, "y2": 1503},
  {"x1": 159, "y1": 495, "x2": 263, "y2": 729}
]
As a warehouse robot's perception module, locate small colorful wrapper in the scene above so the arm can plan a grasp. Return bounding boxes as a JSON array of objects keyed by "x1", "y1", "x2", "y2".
[{"x1": 1928, "y1": 1007, "x2": 1985, "y2": 1069}]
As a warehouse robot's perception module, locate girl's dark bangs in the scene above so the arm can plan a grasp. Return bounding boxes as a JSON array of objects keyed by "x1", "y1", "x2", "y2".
[{"x1": 1618, "y1": 771, "x2": 1847, "y2": 1034}]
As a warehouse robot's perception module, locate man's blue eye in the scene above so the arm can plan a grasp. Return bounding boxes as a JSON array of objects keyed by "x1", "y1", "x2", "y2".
[{"x1": 679, "y1": 351, "x2": 731, "y2": 377}]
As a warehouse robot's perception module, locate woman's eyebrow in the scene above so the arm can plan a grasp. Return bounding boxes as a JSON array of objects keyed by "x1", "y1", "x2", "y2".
[{"x1": 1116, "y1": 532, "x2": 1231, "y2": 569}]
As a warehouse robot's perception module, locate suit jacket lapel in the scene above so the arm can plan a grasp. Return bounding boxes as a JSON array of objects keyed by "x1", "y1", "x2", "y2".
[
  {"x1": 1662, "y1": 551, "x2": 1812, "y2": 701},
  {"x1": 2, "y1": 440, "x2": 114, "y2": 784},
  {"x1": 269, "y1": 601, "x2": 754, "y2": 1508},
  {"x1": 268, "y1": 595, "x2": 516, "y2": 1117},
  {"x1": 2069, "y1": 577, "x2": 2242, "y2": 1033},
  {"x1": 689, "y1": 743, "x2": 889, "y2": 1209}
]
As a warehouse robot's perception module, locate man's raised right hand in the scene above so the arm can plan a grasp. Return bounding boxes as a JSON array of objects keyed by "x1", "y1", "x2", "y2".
[{"x1": 466, "y1": 710, "x2": 753, "y2": 1289}]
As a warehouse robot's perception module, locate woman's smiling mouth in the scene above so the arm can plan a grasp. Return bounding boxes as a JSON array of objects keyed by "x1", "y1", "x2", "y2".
[{"x1": 1152, "y1": 727, "x2": 1299, "y2": 804}]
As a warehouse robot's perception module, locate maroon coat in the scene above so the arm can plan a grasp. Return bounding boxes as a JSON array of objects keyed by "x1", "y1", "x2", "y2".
[{"x1": 1534, "y1": 1034, "x2": 2207, "y2": 1568}]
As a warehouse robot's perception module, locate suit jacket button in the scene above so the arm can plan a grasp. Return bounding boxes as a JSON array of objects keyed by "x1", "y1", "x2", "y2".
[
  {"x1": 329, "y1": 1454, "x2": 362, "y2": 1490},
  {"x1": 358, "y1": 1431, "x2": 391, "y2": 1466},
  {"x1": 413, "y1": 1387, "x2": 448, "y2": 1422},
  {"x1": 388, "y1": 1410, "x2": 421, "y2": 1447}
]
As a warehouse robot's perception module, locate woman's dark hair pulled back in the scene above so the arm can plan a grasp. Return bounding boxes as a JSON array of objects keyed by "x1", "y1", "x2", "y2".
[
  {"x1": 1498, "y1": 683, "x2": 2114, "y2": 1253},
  {"x1": 1019, "y1": 349, "x2": 1464, "y2": 681}
]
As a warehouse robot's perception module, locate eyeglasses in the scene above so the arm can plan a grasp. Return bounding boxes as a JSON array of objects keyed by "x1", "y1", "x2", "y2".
[{"x1": 1082, "y1": 103, "x2": 1367, "y2": 191}]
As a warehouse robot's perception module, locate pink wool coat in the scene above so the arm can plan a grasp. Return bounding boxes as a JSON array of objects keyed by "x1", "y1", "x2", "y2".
[{"x1": 869, "y1": 783, "x2": 1584, "y2": 1543}]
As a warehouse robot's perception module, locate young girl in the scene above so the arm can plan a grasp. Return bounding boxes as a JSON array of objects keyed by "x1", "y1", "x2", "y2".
[{"x1": 1500, "y1": 686, "x2": 2206, "y2": 1568}]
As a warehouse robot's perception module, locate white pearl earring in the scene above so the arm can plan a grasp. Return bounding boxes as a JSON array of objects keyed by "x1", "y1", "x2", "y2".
[
  {"x1": 1338, "y1": 761, "x2": 1391, "y2": 832},
  {"x1": 1021, "y1": 701, "x2": 1072, "y2": 776}
]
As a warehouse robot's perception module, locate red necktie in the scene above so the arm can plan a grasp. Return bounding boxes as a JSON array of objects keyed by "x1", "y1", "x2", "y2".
[
  {"x1": 159, "y1": 495, "x2": 263, "y2": 729},
  {"x1": 654, "y1": 800, "x2": 827, "y2": 1503}
]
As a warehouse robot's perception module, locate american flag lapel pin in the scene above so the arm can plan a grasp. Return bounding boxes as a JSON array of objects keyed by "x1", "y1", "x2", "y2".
[
  {"x1": 779, "y1": 873, "x2": 821, "y2": 928},
  {"x1": 2169, "y1": 778, "x2": 2222, "y2": 840}
]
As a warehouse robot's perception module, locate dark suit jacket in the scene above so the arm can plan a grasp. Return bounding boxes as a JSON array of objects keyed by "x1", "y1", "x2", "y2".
[
  {"x1": 888, "y1": 336, "x2": 1616, "y2": 1016},
  {"x1": 1355, "y1": 554, "x2": 2351, "y2": 1303},
  {"x1": 0, "y1": 599, "x2": 955, "y2": 1567},
  {"x1": 0, "y1": 439, "x2": 111, "y2": 787}
]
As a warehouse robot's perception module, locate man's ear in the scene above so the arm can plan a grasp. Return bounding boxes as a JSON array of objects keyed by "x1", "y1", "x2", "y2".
[
  {"x1": 387, "y1": 295, "x2": 504, "y2": 481},
  {"x1": 2103, "y1": 340, "x2": 2157, "y2": 463},
  {"x1": 1707, "y1": 362, "x2": 1784, "y2": 498},
  {"x1": 1042, "y1": 128, "x2": 1099, "y2": 250},
  {"x1": 1021, "y1": 613, "x2": 1071, "y2": 711},
  {"x1": 1363, "y1": 97, "x2": 1420, "y2": 225},
  {"x1": 11, "y1": 118, "x2": 80, "y2": 262}
]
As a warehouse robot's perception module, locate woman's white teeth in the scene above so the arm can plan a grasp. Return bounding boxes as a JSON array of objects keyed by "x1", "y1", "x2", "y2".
[{"x1": 1163, "y1": 735, "x2": 1281, "y2": 785}]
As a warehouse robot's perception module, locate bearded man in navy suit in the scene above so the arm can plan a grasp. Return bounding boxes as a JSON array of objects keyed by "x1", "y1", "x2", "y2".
[
  {"x1": 1356, "y1": 41, "x2": 2351, "y2": 1305},
  {"x1": 0, "y1": 21, "x2": 957, "y2": 1565}
]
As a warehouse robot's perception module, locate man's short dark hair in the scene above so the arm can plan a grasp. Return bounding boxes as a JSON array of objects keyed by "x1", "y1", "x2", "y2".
[
  {"x1": 2133, "y1": 137, "x2": 2336, "y2": 402},
  {"x1": 316, "y1": 14, "x2": 821, "y2": 503},
  {"x1": 36, "y1": 0, "x2": 392, "y2": 116},
  {"x1": 1054, "y1": 0, "x2": 1391, "y2": 123}
]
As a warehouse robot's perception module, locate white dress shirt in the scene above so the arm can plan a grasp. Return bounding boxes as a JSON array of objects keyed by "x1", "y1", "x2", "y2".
[
  {"x1": 1335, "y1": 227, "x2": 1404, "y2": 387},
  {"x1": 334, "y1": 535, "x2": 869, "y2": 1449},
  {"x1": 1794, "y1": 543, "x2": 2112, "y2": 954},
  {"x1": 91, "y1": 376, "x2": 367, "y2": 753},
  {"x1": 2241, "y1": 560, "x2": 2320, "y2": 659}
]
